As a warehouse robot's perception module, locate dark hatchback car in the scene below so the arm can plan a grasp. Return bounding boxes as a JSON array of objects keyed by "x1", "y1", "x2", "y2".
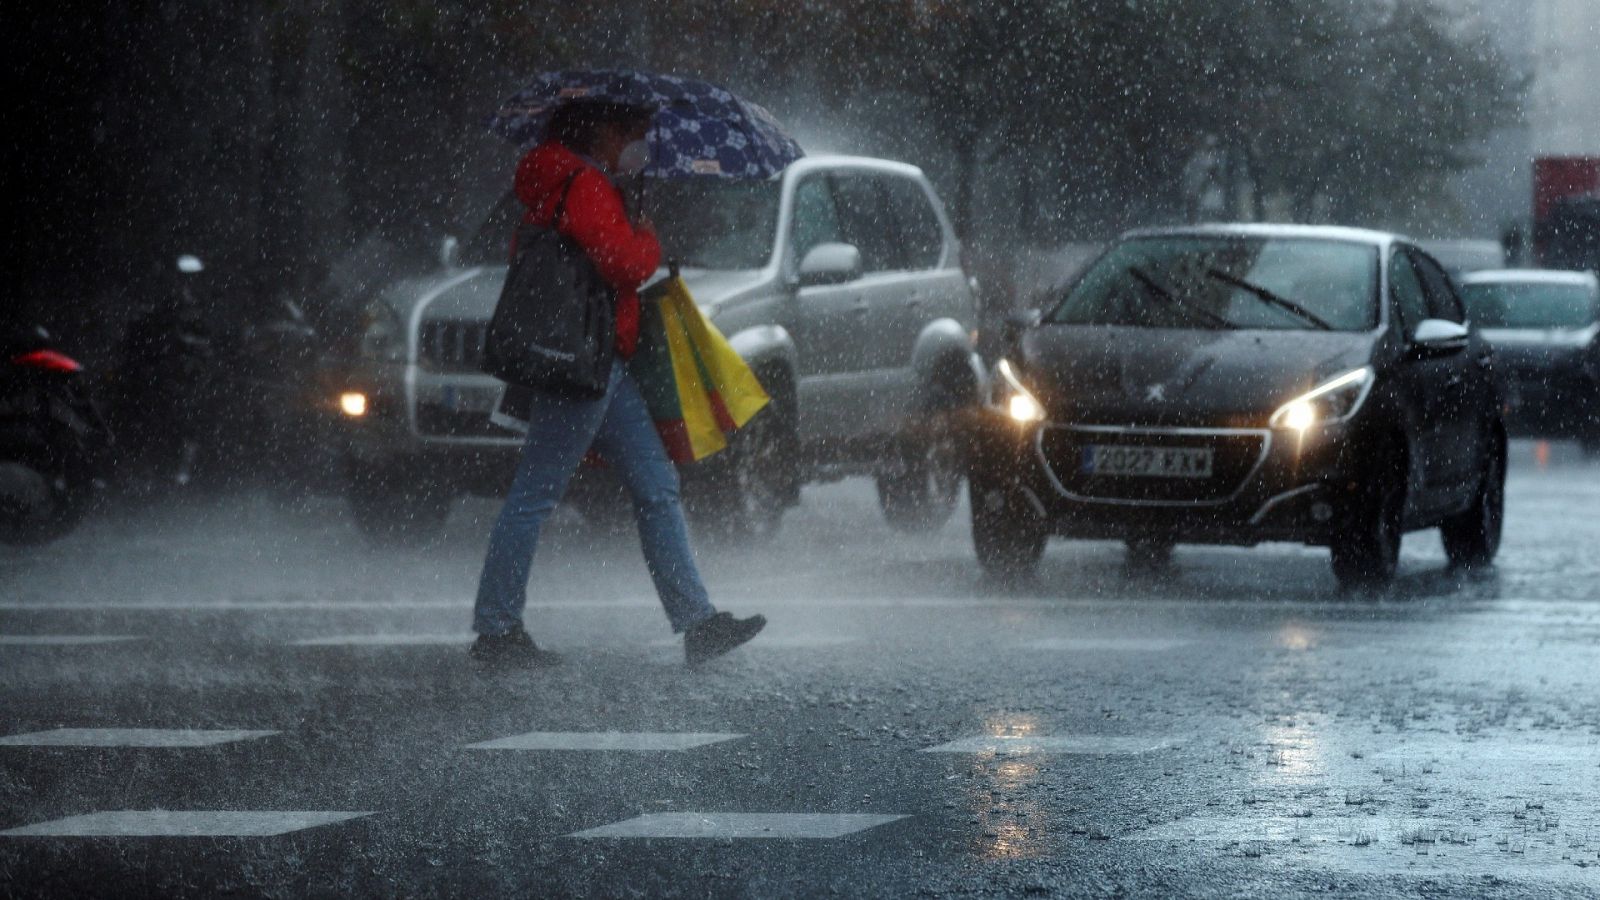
[
  {"x1": 966, "y1": 225, "x2": 1506, "y2": 590},
  {"x1": 1458, "y1": 270, "x2": 1600, "y2": 453}
]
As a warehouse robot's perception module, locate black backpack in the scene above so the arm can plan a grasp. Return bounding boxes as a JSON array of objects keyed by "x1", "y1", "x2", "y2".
[{"x1": 482, "y1": 171, "x2": 615, "y2": 398}]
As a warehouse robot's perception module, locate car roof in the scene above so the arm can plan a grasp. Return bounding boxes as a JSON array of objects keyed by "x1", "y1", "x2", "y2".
[
  {"x1": 786, "y1": 154, "x2": 926, "y2": 181},
  {"x1": 1120, "y1": 222, "x2": 1404, "y2": 248},
  {"x1": 1459, "y1": 268, "x2": 1599, "y2": 287}
]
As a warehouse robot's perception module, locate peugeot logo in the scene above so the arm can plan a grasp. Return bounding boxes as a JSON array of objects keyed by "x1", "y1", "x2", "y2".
[{"x1": 1145, "y1": 384, "x2": 1167, "y2": 402}]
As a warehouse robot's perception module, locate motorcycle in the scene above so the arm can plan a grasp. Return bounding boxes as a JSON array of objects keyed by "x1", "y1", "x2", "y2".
[
  {"x1": 107, "y1": 255, "x2": 216, "y2": 490},
  {"x1": 0, "y1": 325, "x2": 112, "y2": 545},
  {"x1": 107, "y1": 253, "x2": 334, "y2": 498}
]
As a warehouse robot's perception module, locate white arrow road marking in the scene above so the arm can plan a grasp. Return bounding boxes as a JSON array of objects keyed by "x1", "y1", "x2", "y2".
[
  {"x1": 0, "y1": 729, "x2": 279, "y2": 748},
  {"x1": 465, "y1": 731, "x2": 745, "y2": 752},
  {"x1": 568, "y1": 812, "x2": 907, "y2": 839},
  {"x1": 1, "y1": 811, "x2": 373, "y2": 837},
  {"x1": 0, "y1": 635, "x2": 141, "y2": 645}
]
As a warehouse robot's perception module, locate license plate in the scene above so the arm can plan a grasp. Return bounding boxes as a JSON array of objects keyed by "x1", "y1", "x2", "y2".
[
  {"x1": 434, "y1": 384, "x2": 500, "y2": 414},
  {"x1": 1082, "y1": 445, "x2": 1214, "y2": 478}
]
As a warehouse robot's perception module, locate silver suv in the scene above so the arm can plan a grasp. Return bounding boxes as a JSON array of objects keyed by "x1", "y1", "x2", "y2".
[{"x1": 329, "y1": 155, "x2": 983, "y2": 542}]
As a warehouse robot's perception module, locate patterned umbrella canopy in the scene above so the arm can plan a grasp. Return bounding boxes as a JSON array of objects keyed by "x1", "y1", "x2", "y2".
[{"x1": 486, "y1": 69, "x2": 803, "y2": 180}]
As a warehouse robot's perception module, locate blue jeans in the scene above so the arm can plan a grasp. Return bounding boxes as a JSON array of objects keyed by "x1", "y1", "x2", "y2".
[{"x1": 472, "y1": 365, "x2": 717, "y2": 636}]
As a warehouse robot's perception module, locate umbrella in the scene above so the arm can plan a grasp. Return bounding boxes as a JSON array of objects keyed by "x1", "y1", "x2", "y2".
[{"x1": 486, "y1": 69, "x2": 803, "y2": 180}]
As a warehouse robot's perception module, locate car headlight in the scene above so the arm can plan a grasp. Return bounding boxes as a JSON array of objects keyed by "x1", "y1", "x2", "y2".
[
  {"x1": 992, "y1": 358, "x2": 1046, "y2": 424},
  {"x1": 1269, "y1": 366, "x2": 1374, "y2": 432},
  {"x1": 357, "y1": 301, "x2": 406, "y2": 363}
]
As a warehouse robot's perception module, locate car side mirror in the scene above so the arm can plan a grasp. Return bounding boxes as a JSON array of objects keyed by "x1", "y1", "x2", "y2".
[
  {"x1": 1410, "y1": 318, "x2": 1469, "y2": 357},
  {"x1": 438, "y1": 235, "x2": 461, "y2": 270},
  {"x1": 797, "y1": 242, "x2": 862, "y2": 287}
]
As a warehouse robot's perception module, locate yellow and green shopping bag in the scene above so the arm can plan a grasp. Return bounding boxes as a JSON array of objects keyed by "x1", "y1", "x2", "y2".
[{"x1": 631, "y1": 275, "x2": 770, "y2": 463}]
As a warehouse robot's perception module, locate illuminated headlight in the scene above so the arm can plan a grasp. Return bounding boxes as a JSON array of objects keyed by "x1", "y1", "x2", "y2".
[
  {"x1": 358, "y1": 301, "x2": 406, "y2": 362},
  {"x1": 339, "y1": 392, "x2": 369, "y2": 417},
  {"x1": 1269, "y1": 366, "x2": 1374, "y2": 432},
  {"x1": 992, "y1": 359, "x2": 1046, "y2": 424}
]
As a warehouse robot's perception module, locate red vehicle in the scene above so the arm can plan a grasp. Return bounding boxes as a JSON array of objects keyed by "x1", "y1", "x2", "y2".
[
  {"x1": 0, "y1": 326, "x2": 112, "y2": 544},
  {"x1": 1533, "y1": 157, "x2": 1600, "y2": 273}
]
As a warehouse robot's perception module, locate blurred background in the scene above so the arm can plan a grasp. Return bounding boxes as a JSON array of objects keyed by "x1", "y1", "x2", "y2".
[{"x1": 6, "y1": 0, "x2": 1596, "y2": 366}]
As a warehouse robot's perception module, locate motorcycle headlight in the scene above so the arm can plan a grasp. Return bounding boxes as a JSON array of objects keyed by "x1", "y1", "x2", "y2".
[
  {"x1": 991, "y1": 358, "x2": 1046, "y2": 424},
  {"x1": 1269, "y1": 366, "x2": 1374, "y2": 433},
  {"x1": 357, "y1": 301, "x2": 406, "y2": 363}
]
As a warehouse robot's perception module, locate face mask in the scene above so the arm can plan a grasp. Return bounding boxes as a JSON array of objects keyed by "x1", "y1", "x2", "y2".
[{"x1": 615, "y1": 139, "x2": 650, "y2": 176}]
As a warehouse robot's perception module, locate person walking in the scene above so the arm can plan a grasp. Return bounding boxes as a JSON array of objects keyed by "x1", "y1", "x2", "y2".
[{"x1": 471, "y1": 100, "x2": 765, "y2": 669}]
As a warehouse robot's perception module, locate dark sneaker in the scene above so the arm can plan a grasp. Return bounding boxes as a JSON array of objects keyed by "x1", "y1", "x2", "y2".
[
  {"x1": 684, "y1": 612, "x2": 766, "y2": 667},
  {"x1": 470, "y1": 628, "x2": 563, "y2": 668}
]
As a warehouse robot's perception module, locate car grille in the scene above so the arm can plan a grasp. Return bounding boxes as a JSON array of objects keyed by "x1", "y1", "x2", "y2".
[
  {"x1": 419, "y1": 320, "x2": 487, "y2": 371},
  {"x1": 1037, "y1": 426, "x2": 1268, "y2": 505}
]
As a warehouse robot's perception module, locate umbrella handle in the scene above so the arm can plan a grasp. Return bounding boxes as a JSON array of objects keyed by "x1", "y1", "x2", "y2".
[{"x1": 669, "y1": 260, "x2": 681, "y2": 280}]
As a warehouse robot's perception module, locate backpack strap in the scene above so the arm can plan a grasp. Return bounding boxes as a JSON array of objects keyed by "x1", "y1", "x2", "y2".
[{"x1": 550, "y1": 169, "x2": 582, "y2": 232}]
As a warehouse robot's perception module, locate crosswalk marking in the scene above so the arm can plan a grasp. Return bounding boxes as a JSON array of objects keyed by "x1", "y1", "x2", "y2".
[
  {"x1": 465, "y1": 731, "x2": 744, "y2": 752},
  {"x1": 1020, "y1": 637, "x2": 1193, "y2": 652},
  {"x1": 1372, "y1": 742, "x2": 1600, "y2": 765},
  {"x1": 290, "y1": 633, "x2": 473, "y2": 647},
  {"x1": 921, "y1": 735, "x2": 1173, "y2": 755},
  {"x1": 0, "y1": 729, "x2": 278, "y2": 748},
  {"x1": 568, "y1": 812, "x2": 907, "y2": 839},
  {"x1": 1130, "y1": 815, "x2": 1463, "y2": 843},
  {"x1": 0, "y1": 635, "x2": 140, "y2": 646},
  {"x1": 0, "y1": 810, "x2": 372, "y2": 837}
]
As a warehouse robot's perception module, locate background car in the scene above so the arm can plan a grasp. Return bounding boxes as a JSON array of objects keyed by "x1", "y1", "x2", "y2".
[
  {"x1": 1459, "y1": 269, "x2": 1600, "y2": 453},
  {"x1": 966, "y1": 224, "x2": 1506, "y2": 590},
  {"x1": 328, "y1": 155, "x2": 983, "y2": 542},
  {"x1": 1415, "y1": 238, "x2": 1507, "y2": 283}
]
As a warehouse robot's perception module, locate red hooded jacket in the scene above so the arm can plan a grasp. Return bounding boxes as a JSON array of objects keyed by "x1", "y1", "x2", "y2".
[{"x1": 514, "y1": 140, "x2": 661, "y2": 358}]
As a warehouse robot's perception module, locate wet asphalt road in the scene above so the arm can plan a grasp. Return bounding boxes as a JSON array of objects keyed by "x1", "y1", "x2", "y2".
[{"x1": 1, "y1": 440, "x2": 1598, "y2": 898}]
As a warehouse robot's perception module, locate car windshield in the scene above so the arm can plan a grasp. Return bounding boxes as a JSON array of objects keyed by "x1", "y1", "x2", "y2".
[
  {"x1": 644, "y1": 178, "x2": 781, "y2": 270},
  {"x1": 1461, "y1": 282, "x2": 1599, "y2": 329},
  {"x1": 1047, "y1": 236, "x2": 1380, "y2": 331}
]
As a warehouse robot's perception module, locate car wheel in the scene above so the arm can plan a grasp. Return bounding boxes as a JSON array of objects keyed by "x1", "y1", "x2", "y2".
[
  {"x1": 345, "y1": 460, "x2": 453, "y2": 545},
  {"x1": 1124, "y1": 536, "x2": 1175, "y2": 569},
  {"x1": 1329, "y1": 455, "x2": 1405, "y2": 592},
  {"x1": 1440, "y1": 438, "x2": 1504, "y2": 570},
  {"x1": 0, "y1": 461, "x2": 85, "y2": 546},
  {"x1": 970, "y1": 477, "x2": 1046, "y2": 580},
  {"x1": 877, "y1": 414, "x2": 964, "y2": 533},
  {"x1": 688, "y1": 408, "x2": 789, "y2": 545}
]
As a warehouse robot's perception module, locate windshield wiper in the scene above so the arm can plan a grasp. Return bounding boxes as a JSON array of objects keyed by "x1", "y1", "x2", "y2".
[
  {"x1": 1127, "y1": 267, "x2": 1238, "y2": 330},
  {"x1": 1205, "y1": 268, "x2": 1333, "y2": 331}
]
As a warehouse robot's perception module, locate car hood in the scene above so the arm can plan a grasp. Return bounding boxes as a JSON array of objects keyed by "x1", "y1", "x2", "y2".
[
  {"x1": 655, "y1": 267, "x2": 771, "y2": 311},
  {"x1": 382, "y1": 265, "x2": 772, "y2": 324},
  {"x1": 1017, "y1": 325, "x2": 1376, "y2": 427}
]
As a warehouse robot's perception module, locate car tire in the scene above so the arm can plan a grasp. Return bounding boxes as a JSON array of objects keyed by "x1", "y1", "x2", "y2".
[
  {"x1": 970, "y1": 478, "x2": 1046, "y2": 580},
  {"x1": 1329, "y1": 451, "x2": 1406, "y2": 592},
  {"x1": 877, "y1": 413, "x2": 964, "y2": 533},
  {"x1": 345, "y1": 460, "x2": 453, "y2": 545},
  {"x1": 0, "y1": 461, "x2": 85, "y2": 546},
  {"x1": 687, "y1": 407, "x2": 790, "y2": 545},
  {"x1": 1440, "y1": 436, "x2": 1505, "y2": 570}
]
